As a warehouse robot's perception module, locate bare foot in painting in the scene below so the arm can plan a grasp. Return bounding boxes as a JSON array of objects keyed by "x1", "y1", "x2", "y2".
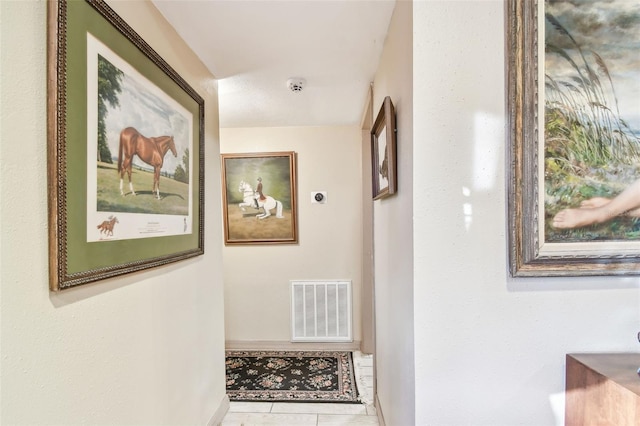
[
  {"x1": 552, "y1": 179, "x2": 640, "y2": 229},
  {"x1": 579, "y1": 197, "x2": 611, "y2": 209},
  {"x1": 552, "y1": 207, "x2": 610, "y2": 229},
  {"x1": 552, "y1": 197, "x2": 640, "y2": 229},
  {"x1": 579, "y1": 197, "x2": 640, "y2": 218}
]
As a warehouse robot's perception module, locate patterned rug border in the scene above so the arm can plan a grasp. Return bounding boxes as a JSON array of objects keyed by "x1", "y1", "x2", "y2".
[{"x1": 225, "y1": 350, "x2": 359, "y2": 403}]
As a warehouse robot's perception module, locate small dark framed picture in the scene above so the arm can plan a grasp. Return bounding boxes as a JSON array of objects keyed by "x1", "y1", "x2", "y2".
[{"x1": 371, "y1": 96, "x2": 397, "y2": 200}]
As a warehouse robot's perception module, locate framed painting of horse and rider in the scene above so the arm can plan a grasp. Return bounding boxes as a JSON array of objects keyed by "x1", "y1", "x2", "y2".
[
  {"x1": 221, "y1": 152, "x2": 298, "y2": 245},
  {"x1": 47, "y1": 0, "x2": 205, "y2": 291}
]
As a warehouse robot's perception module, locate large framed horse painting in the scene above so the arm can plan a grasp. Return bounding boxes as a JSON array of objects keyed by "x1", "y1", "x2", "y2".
[
  {"x1": 47, "y1": 0, "x2": 205, "y2": 291},
  {"x1": 221, "y1": 152, "x2": 298, "y2": 245},
  {"x1": 507, "y1": 0, "x2": 640, "y2": 276}
]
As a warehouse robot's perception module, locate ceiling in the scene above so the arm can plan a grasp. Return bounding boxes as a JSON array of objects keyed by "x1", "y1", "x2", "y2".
[{"x1": 151, "y1": 0, "x2": 396, "y2": 128}]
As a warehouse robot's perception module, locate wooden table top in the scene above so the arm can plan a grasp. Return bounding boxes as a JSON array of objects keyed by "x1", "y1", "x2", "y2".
[{"x1": 568, "y1": 353, "x2": 640, "y2": 396}]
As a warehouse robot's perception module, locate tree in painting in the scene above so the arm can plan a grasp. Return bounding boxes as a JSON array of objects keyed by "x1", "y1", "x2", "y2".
[
  {"x1": 97, "y1": 54, "x2": 123, "y2": 163},
  {"x1": 174, "y1": 148, "x2": 190, "y2": 184}
]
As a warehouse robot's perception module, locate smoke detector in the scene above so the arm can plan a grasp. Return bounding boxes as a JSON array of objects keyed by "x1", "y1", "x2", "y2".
[{"x1": 287, "y1": 78, "x2": 306, "y2": 92}]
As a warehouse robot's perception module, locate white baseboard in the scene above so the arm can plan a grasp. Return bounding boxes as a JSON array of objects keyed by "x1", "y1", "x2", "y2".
[
  {"x1": 375, "y1": 393, "x2": 386, "y2": 426},
  {"x1": 207, "y1": 394, "x2": 230, "y2": 426},
  {"x1": 225, "y1": 340, "x2": 361, "y2": 351}
]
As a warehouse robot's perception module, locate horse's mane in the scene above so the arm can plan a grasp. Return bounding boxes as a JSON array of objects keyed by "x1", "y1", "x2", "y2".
[{"x1": 154, "y1": 135, "x2": 175, "y2": 154}]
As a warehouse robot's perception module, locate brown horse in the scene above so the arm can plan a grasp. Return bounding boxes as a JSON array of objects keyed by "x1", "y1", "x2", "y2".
[
  {"x1": 118, "y1": 127, "x2": 177, "y2": 199},
  {"x1": 97, "y1": 216, "x2": 118, "y2": 237}
]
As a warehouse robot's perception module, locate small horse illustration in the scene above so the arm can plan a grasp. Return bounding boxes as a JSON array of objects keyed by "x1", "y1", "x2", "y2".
[
  {"x1": 118, "y1": 127, "x2": 177, "y2": 199},
  {"x1": 238, "y1": 180, "x2": 284, "y2": 219},
  {"x1": 97, "y1": 216, "x2": 119, "y2": 237}
]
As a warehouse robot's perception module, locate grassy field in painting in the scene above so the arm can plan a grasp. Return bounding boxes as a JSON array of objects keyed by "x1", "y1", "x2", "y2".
[
  {"x1": 225, "y1": 203, "x2": 294, "y2": 241},
  {"x1": 96, "y1": 162, "x2": 189, "y2": 215}
]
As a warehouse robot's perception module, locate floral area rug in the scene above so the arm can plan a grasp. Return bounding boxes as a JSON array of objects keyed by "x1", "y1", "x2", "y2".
[{"x1": 225, "y1": 350, "x2": 359, "y2": 403}]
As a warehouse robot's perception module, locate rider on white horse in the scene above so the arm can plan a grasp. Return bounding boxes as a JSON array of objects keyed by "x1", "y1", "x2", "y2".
[
  {"x1": 238, "y1": 180, "x2": 284, "y2": 219},
  {"x1": 254, "y1": 177, "x2": 265, "y2": 208}
]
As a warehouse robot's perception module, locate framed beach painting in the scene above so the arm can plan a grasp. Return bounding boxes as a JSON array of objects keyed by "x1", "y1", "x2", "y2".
[
  {"x1": 221, "y1": 152, "x2": 298, "y2": 245},
  {"x1": 47, "y1": 0, "x2": 205, "y2": 290},
  {"x1": 506, "y1": 0, "x2": 640, "y2": 276},
  {"x1": 371, "y1": 96, "x2": 397, "y2": 200}
]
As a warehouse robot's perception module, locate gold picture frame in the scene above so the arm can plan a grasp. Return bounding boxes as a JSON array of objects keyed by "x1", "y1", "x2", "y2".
[
  {"x1": 221, "y1": 152, "x2": 298, "y2": 245},
  {"x1": 48, "y1": 0, "x2": 205, "y2": 290}
]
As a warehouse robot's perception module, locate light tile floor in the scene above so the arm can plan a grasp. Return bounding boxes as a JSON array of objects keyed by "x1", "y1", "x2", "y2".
[{"x1": 221, "y1": 351, "x2": 377, "y2": 426}]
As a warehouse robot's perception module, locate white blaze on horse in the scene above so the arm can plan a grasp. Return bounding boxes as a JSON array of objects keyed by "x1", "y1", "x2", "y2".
[
  {"x1": 118, "y1": 127, "x2": 177, "y2": 200},
  {"x1": 238, "y1": 180, "x2": 284, "y2": 219}
]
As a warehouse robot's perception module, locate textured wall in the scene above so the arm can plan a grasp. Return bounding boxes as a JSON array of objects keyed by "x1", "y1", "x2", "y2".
[
  {"x1": 371, "y1": 1, "x2": 415, "y2": 425},
  {"x1": 0, "y1": 1, "x2": 227, "y2": 424},
  {"x1": 220, "y1": 126, "x2": 363, "y2": 345},
  {"x1": 412, "y1": 1, "x2": 640, "y2": 425}
]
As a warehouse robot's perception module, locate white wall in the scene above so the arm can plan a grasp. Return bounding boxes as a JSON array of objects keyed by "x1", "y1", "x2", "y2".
[
  {"x1": 220, "y1": 126, "x2": 363, "y2": 345},
  {"x1": 412, "y1": 1, "x2": 640, "y2": 425},
  {"x1": 0, "y1": 1, "x2": 227, "y2": 424},
  {"x1": 371, "y1": 2, "x2": 415, "y2": 425}
]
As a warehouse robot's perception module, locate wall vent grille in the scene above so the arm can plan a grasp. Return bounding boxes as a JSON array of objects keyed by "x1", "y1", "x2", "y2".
[{"x1": 290, "y1": 280, "x2": 352, "y2": 342}]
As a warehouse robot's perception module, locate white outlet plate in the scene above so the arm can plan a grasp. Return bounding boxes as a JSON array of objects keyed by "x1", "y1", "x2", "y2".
[{"x1": 311, "y1": 191, "x2": 327, "y2": 204}]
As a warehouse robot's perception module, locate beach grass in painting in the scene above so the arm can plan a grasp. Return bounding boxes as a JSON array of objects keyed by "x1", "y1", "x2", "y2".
[{"x1": 544, "y1": 1, "x2": 640, "y2": 242}]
